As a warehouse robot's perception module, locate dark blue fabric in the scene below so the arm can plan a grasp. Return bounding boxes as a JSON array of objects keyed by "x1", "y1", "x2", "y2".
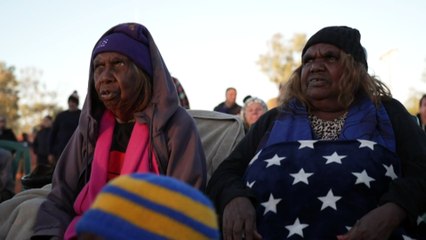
[
  {"x1": 244, "y1": 140, "x2": 417, "y2": 239},
  {"x1": 264, "y1": 96, "x2": 395, "y2": 152},
  {"x1": 244, "y1": 97, "x2": 423, "y2": 239}
]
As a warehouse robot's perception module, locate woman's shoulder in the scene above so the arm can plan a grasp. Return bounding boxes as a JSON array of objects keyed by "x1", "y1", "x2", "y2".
[
  {"x1": 260, "y1": 107, "x2": 281, "y2": 122},
  {"x1": 165, "y1": 107, "x2": 197, "y2": 128},
  {"x1": 251, "y1": 107, "x2": 280, "y2": 132},
  {"x1": 381, "y1": 97, "x2": 420, "y2": 131},
  {"x1": 381, "y1": 97, "x2": 409, "y2": 115},
  {"x1": 382, "y1": 97, "x2": 403, "y2": 106}
]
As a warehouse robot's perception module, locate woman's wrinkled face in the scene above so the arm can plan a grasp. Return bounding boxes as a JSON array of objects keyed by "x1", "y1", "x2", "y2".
[
  {"x1": 245, "y1": 102, "x2": 266, "y2": 126},
  {"x1": 301, "y1": 43, "x2": 344, "y2": 102},
  {"x1": 93, "y1": 52, "x2": 143, "y2": 117}
]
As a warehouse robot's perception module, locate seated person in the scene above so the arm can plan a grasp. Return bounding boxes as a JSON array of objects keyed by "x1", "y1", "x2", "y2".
[
  {"x1": 207, "y1": 26, "x2": 426, "y2": 239},
  {"x1": 0, "y1": 22, "x2": 206, "y2": 240},
  {"x1": 33, "y1": 22, "x2": 206, "y2": 240},
  {"x1": 240, "y1": 97, "x2": 268, "y2": 133}
]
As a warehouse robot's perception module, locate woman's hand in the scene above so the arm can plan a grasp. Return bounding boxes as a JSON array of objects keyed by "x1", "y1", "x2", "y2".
[
  {"x1": 222, "y1": 197, "x2": 262, "y2": 240},
  {"x1": 337, "y1": 202, "x2": 406, "y2": 240}
]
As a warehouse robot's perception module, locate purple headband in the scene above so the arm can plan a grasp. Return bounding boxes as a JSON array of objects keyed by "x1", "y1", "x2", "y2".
[{"x1": 92, "y1": 32, "x2": 152, "y2": 77}]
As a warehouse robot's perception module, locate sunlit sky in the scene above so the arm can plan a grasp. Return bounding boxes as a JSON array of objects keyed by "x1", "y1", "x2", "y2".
[{"x1": 1, "y1": 0, "x2": 426, "y2": 110}]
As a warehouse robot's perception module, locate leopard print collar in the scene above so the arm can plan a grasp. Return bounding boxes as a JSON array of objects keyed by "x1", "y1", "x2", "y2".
[{"x1": 309, "y1": 112, "x2": 348, "y2": 140}]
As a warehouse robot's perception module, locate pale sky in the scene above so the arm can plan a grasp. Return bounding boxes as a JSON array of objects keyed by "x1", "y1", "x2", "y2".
[{"x1": 1, "y1": 0, "x2": 426, "y2": 110}]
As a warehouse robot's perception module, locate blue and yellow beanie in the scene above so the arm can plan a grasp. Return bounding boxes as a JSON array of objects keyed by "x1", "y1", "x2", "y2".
[{"x1": 76, "y1": 173, "x2": 219, "y2": 240}]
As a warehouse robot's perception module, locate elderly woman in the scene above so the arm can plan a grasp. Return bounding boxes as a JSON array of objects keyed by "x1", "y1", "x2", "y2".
[
  {"x1": 207, "y1": 26, "x2": 426, "y2": 239},
  {"x1": 27, "y1": 22, "x2": 207, "y2": 239},
  {"x1": 240, "y1": 97, "x2": 268, "y2": 133}
]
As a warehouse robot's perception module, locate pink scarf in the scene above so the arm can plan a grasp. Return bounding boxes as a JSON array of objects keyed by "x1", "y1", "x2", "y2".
[{"x1": 64, "y1": 111, "x2": 159, "y2": 239}]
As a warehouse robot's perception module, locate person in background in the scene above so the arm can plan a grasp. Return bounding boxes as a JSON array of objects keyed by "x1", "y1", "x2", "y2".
[
  {"x1": 33, "y1": 116, "x2": 53, "y2": 168},
  {"x1": 0, "y1": 148, "x2": 14, "y2": 203},
  {"x1": 0, "y1": 116, "x2": 17, "y2": 142},
  {"x1": 28, "y1": 22, "x2": 206, "y2": 239},
  {"x1": 48, "y1": 91, "x2": 81, "y2": 166},
  {"x1": 266, "y1": 81, "x2": 286, "y2": 109},
  {"x1": 172, "y1": 76, "x2": 190, "y2": 109},
  {"x1": 22, "y1": 115, "x2": 54, "y2": 189},
  {"x1": 19, "y1": 132, "x2": 32, "y2": 153},
  {"x1": 240, "y1": 97, "x2": 268, "y2": 133},
  {"x1": 214, "y1": 87, "x2": 242, "y2": 115},
  {"x1": 416, "y1": 94, "x2": 426, "y2": 131},
  {"x1": 0, "y1": 117, "x2": 19, "y2": 195},
  {"x1": 243, "y1": 95, "x2": 252, "y2": 104},
  {"x1": 76, "y1": 173, "x2": 219, "y2": 240},
  {"x1": 207, "y1": 26, "x2": 426, "y2": 239}
]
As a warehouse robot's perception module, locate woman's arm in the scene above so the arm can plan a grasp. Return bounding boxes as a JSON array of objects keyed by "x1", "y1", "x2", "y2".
[{"x1": 381, "y1": 98, "x2": 426, "y2": 224}]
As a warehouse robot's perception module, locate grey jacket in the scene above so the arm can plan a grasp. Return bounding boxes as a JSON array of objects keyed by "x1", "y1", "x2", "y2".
[{"x1": 32, "y1": 23, "x2": 206, "y2": 238}]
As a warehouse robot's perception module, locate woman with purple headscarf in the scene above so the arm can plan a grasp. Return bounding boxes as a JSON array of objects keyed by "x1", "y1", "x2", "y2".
[{"x1": 4, "y1": 22, "x2": 207, "y2": 239}]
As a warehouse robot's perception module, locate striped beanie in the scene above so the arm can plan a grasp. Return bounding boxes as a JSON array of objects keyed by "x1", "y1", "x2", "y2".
[{"x1": 76, "y1": 173, "x2": 219, "y2": 240}]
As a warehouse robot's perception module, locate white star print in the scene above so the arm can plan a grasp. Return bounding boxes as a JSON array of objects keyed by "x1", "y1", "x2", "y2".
[
  {"x1": 261, "y1": 193, "x2": 282, "y2": 215},
  {"x1": 323, "y1": 152, "x2": 346, "y2": 164},
  {"x1": 298, "y1": 140, "x2": 317, "y2": 149},
  {"x1": 285, "y1": 218, "x2": 309, "y2": 238},
  {"x1": 402, "y1": 235, "x2": 415, "y2": 240},
  {"x1": 318, "y1": 189, "x2": 341, "y2": 210},
  {"x1": 383, "y1": 164, "x2": 398, "y2": 180},
  {"x1": 357, "y1": 139, "x2": 376, "y2": 150},
  {"x1": 352, "y1": 170, "x2": 375, "y2": 188},
  {"x1": 417, "y1": 214, "x2": 426, "y2": 225},
  {"x1": 246, "y1": 180, "x2": 256, "y2": 188},
  {"x1": 264, "y1": 154, "x2": 286, "y2": 168},
  {"x1": 248, "y1": 150, "x2": 262, "y2": 165},
  {"x1": 290, "y1": 168, "x2": 313, "y2": 185}
]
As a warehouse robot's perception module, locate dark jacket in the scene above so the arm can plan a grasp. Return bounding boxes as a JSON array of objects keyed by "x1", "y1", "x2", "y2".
[
  {"x1": 33, "y1": 23, "x2": 207, "y2": 238},
  {"x1": 48, "y1": 109, "x2": 81, "y2": 159},
  {"x1": 214, "y1": 102, "x2": 242, "y2": 115},
  {"x1": 0, "y1": 129, "x2": 17, "y2": 142},
  {"x1": 0, "y1": 148, "x2": 14, "y2": 202},
  {"x1": 33, "y1": 127, "x2": 51, "y2": 157}
]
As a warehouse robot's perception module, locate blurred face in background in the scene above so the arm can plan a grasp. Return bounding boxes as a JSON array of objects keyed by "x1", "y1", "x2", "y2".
[
  {"x1": 41, "y1": 116, "x2": 52, "y2": 128},
  {"x1": 225, "y1": 88, "x2": 237, "y2": 105},
  {"x1": 420, "y1": 97, "x2": 426, "y2": 124},
  {"x1": 244, "y1": 101, "x2": 267, "y2": 127}
]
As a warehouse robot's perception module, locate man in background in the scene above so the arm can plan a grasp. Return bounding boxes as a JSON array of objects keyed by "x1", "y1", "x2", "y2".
[
  {"x1": 48, "y1": 91, "x2": 81, "y2": 166},
  {"x1": 213, "y1": 87, "x2": 241, "y2": 115},
  {"x1": 0, "y1": 116, "x2": 17, "y2": 142}
]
